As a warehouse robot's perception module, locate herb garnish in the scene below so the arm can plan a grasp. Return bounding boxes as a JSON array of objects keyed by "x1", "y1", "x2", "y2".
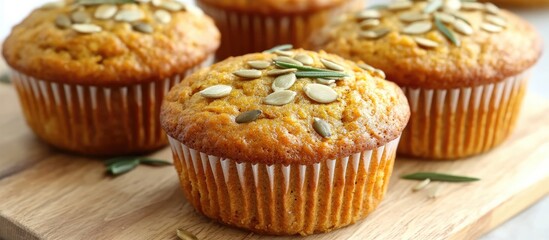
[
  {"x1": 402, "y1": 172, "x2": 480, "y2": 182},
  {"x1": 105, "y1": 156, "x2": 172, "y2": 176}
]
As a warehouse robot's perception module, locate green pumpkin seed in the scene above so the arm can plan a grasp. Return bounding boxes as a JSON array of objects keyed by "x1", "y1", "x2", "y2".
[
  {"x1": 274, "y1": 56, "x2": 303, "y2": 66},
  {"x1": 414, "y1": 37, "x2": 439, "y2": 48},
  {"x1": 274, "y1": 50, "x2": 294, "y2": 57},
  {"x1": 71, "y1": 11, "x2": 91, "y2": 24},
  {"x1": 133, "y1": 22, "x2": 153, "y2": 33},
  {"x1": 402, "y1": 21, "x2": 432, "y2": 35},
  {"x1": 356, "y1": 9, "x2": 381, "y2": 20},
  {"x1": 359, "y1": 19, "x2": 380, "y2": 28},
  {"x1": 55, "y1": 14, "x2": 72, "y2": 29},
  {"x1": 294, "y1": 53, "x2": 314, "y2": 65},
  {"x1": 236, "y1": 110, "x2": 262, "y2": 124},
  {"x1": 359, "y1": 28, "x2": 391, "y2": 39},
  {"x1": 72, "y1": 23, "x2": 102, "y2": 33},
  {"x1": 320, "y1": 59, "x2": 345, "y2": 71},
  {"x1": 154, "y1": 9, "x2": 172, "y2": 24},
  {"x1": 95, "y1": 4, "x2": 118, "y2": 20}
]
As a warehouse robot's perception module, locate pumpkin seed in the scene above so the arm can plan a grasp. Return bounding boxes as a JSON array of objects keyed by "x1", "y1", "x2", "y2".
[
  {"x1": 272, "y1": 73, "x2": 297, "y2": 92},
  {"x1": 388, "y1": 1, "x2": 412, "y2": 11},
  {"x1": 320, "y1": 59, "x2": 345, "y2": 71},
  {"x1": 423, "y1": 0, "x2": 442, "y2": 14},
  {"x1": 274, "y1": 50, "x2": 294, "y2": 57},
  {"x1": 176, "y1": 228, "x2": 198, "y2": 240},
  {"x1": 412, "y1": 178, "x2": 431, "y2": 192},
  {"x1": 444, "y1": 0, "x2": 461, "y2": 11},
  {"x1": 154, "y1": 9, "x2": 172, "y2": 24},
  {"x1": 267, "y1": 68, "x2": 298, "y2": 76},
  {"x1": 294, "y1": 53, "x2": 314, "y2": 65},
  {"x1": 427, "y1": 185, "x2": 440, "y2": 199},
  {"x1": 399, "y1": 12, "x2": 428, "y2": 22},
  {"x1": 485, "y1": 3, "x2": 500, "y2": 15},
  {"x1": 359, "y1": 19, "x2": 380, "y2": 28},
  {"x1": 359, "y1": 28, "x2": 391, "y2": 39},
  {"x1": 481, "y1": 22, "x2": 503, "y2": 33},
  {"x1": 485, "y1": 15, "x2": 506, "y2": 27},
  {"x1": 316, "y1": 78, "x2": 336, "y2": 85},
  {"x1": 136, "y1": 0, "x2": 151, "y2": 3},
  {"x1": 247, "y1": 60, "x2": 271, "y2": 69},
  {"x1": 402, "y1": 21, "x2": 432, "y2": 35},
  {"x1": 303, "y1": 84, "x2": 338, "y2": 104},
  {"x1": 233, "y1": 69, "x2": 262, "y2": 79},
  {"x1": 152, "y1": 0, "x2": 163, "y2": 6},
  {"x1": 414, "y1": 37, "x2": 439, "y2": 48},
  {"x1": 461, "y1": 2, "x2": 484, "y2": 10},
  {"x1": 235, "y1": 110, "x2": 262, "y2": 124},
  {"x1": 72, "y1": 23, "x2": 102, "y2": 33},
  {"x1": 115, "y1": 9, "x2": 144, "y2": 22},
  {"x1": 199, "y1": 85, "x2": 232, "y2": 98},
  {"x1": 274, "y1": 56, "x2": 303, "y2": 66},
  {"x1": 358, "y1": 63, "x2": 376, "y2": 72},
  {"x1": 160, "y1": 1, "x2": 183, "y2": 11},
  {"x1": 313, "y1": 118, "x2": 332, "y2": 138},
  {"x1": 356, "y1": 9, "x2": 381, "y2": 20},
  {"x1": 95, "y1": 4, "x2": 117, "y2": 20},
  {"x1": 71, "y1": 11, "x2": 91, "y2": 24},
  {"x1": 453, "y1": 19, "x2": 473, "y2": 35},
  {"x1": 183, "y1": 3, "x2": 205, "y2": 15},
  {"x1": 55, "y1": 15, "x2": 72, "y2": 29},
  {"x1": 263, "y1": 44, "x2": 293, "y2": 53},
  {"x1": 41, "y1": 1, "x2": 63, "y2": 9},
  {"x1": 434, "y1": 12, "x2": 455, "y2": 24},
  {"x1": 133, "y1": 22, "x2": 153, "y2": 33},
  {"x1": 264, "y1": 90, "x2": 297, "y2": 106},
  {"x1": 373, "y1": 69, "x2": 386, "y2": 79}
]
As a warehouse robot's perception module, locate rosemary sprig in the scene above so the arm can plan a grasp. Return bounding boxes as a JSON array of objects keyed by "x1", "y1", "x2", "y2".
[
  {"x1": 295, "y1": 71, "x2": 348, "y2": 78},
  {"x1": 434, "y1": 16, "x2": 460, "y2": 47},
  {"x1": 367, "y1": 4, "x2": 387, "y2": 9},
  {"x1": 105, "y1": 156, "x2": 172, "y2": 176},
  {"x1": 401, "y1": 172, "x2": 480, "y2": 182},
  {"x1": 76, "y1": 0, "x2": 136, "y2": 5},
  {"x1": 451, "y1": 13, "x2": 472, "y2": 26},
  {"x1": 263, "y1": 44, "x2": 293, "y2": 53},
  {"x1": 274, "y1": 61, "x2": 349, "y2": 78}
]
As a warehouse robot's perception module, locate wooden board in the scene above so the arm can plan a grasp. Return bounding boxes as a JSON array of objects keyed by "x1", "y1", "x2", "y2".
[{"x1": 0, "y1": 79, "x2": 548, "y2": 240}]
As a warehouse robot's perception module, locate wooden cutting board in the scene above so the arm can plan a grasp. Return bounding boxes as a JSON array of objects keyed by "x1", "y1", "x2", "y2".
[{"x1": 0, "y1": 76, "x2": 548, "y2": 239}]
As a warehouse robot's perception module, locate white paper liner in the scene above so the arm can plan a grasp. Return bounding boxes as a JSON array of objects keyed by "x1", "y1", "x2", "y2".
[
  {"x1": 197, "y1": 0, "x2": 363, "y2": 59},
  {"x1": 167, "y1": 136, "x2": 400, "y2": 235},
  {"x1": 399, "y1": 71, "x2": 529, "y2": 159},
  {"x1": 10, "y1": 55, "x2": 214, "y2": 155}
]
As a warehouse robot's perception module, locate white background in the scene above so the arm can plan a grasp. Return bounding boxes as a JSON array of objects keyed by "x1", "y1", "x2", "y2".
[{"x1": 0, "y1": 0, "x2": 548, "y2": 239}]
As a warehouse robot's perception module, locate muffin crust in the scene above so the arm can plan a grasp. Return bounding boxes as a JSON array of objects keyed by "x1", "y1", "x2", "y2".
[{"x1": 2, "y1": 3, "x2": 220, "y2": 87}]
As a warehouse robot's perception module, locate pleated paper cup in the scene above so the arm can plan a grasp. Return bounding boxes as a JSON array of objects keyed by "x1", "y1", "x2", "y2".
[
  {"x1": 197, "y1": 0, "x2": 364, "y2": 60},
  {"x1": 167, "y1": 136, "x2": 401, "y2": 235},
  {"x1": 10, "y1": 55, "x2": 214, "y2": 156},
  {"x1": 398, "y1": 71, "x2": 529, "y2": 159}
]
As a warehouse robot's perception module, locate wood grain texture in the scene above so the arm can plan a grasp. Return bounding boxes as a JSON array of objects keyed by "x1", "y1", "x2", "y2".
[{"x1": 0, "y1": 80, "x2": 548, "y2": 239}]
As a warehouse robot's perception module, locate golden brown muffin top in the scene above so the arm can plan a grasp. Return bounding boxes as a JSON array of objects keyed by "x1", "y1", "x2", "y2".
[
  {"x1": 161, "y1": 48, "x2": 410, "y2": 165},
  {"x1": 2, "y1": 0, "x2": 220, "y2": 86},
  {"x1": 320, "y1": 0, "x2": 542, "y2": 89},
  {"x1": 197, "y1": 0, "x2": 351, "y2": 14}
]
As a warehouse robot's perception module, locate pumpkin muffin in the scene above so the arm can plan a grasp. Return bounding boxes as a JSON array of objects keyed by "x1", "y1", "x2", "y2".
[
  {"x1": 196, "y1": 0, "x2": 364, "y2": 60},
  {"x1": 161, "y1": 48, "x2": 410, "y2": 235},
  {"x1": 319, "y1": 0, "x2": 542, "y2": 159},
  {"x1": 2, "y1": 0, "x2": 220, "y2": 156}
]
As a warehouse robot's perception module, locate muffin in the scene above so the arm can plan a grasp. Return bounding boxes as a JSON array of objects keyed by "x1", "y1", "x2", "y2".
[
  {"x1": 196, "y1": 0, "x2": 364, "y2": 60},
  {"x1": 2, "y1": 0, "x2": 220, "y2": 155},
  {"x1": 161, "y1": 48, "x2": 410, "y2": 235},
  {"x1": 319, "y1": 0, "x2": 542, "y2": 159}
]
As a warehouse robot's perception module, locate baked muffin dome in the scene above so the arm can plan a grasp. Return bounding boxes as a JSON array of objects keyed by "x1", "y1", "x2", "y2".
[
  {"x1": 161, "y1": 48, "x2": 410, "y2": 235},
  {"x1": 2, "y1": 0, "x2": 220, "y2": 156},
  {"x1": 3, "y1": 0, "x2": 219, "y2": 86},
  {"x1": 319, "y1": 0, "x2": 542, "y2": 159}
]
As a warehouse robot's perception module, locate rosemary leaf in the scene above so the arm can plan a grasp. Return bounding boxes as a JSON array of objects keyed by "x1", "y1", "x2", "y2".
[
  {"x1": 0, "y1": 73, "x2": 11, "y2": 84},
  {"x1": 295, "y1": 71, "x2": 348, "y2": 78},
  {"x1": 401, "y1": 172, "x2": 480, "y2": 182},
  {"x1": 76, "y1": 0, "x2": 135, "y2": 5},
  {"x1": 104, "y1": 156, "x2": 137, "y2": 166},
  {"x1": 451, "y1": 13, "x2": 472, "y2": 26},
  {"x1": 108, "y1": 160, "x2": 140, "y2": 176},
  {"x1": 177, "y1": 229, "x2": 198, "y2": 240},
  {"x1": 263, "y1": 44, "x2": 293, "y2": 53},
  {"x1": 139, "y1": 158, "x2": 173, "y2": 166},
  {"x1": 435, "y1": 16, "x2": 460, "y2": 46}
]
